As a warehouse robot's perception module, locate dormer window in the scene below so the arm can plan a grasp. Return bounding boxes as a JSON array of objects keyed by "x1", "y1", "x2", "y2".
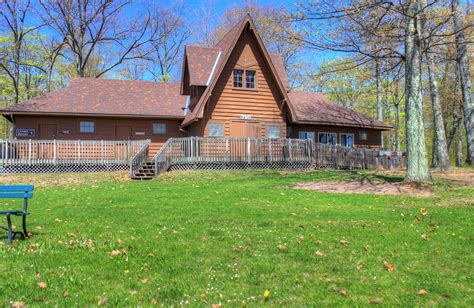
[
  {"x1": 233, "y1": 69, "x2": 243, "y2": 87},
  {"x1": 233, "y1": 69, "x2": 256, "y2": 89}
]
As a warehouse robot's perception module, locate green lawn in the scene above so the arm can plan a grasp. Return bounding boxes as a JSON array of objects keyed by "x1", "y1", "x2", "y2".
[{"x1": 0, "y1": 170, "x2": 472, "y2": 306}]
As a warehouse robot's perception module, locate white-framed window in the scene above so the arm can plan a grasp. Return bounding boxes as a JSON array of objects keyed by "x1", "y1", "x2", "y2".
[
  {"x1": 246, "y1": 70, "x2": 256, "y2": 88},
  {"x1": 80, "y1": 121, "x2": 95, "y2": 133},
  {"x1": 267, "y1": 125, "x2": 280, "y2": 139},
  {"x1": 299, "y1": 131, "x2": 315, "y2": 140},
  {"x1": 359, "y1": 130, "x2": 368, "y2": 141},
  {"x1": 318, "y1": 132, "x2": 337, "y2": 145},
  {"x1": 153, "y1": 123, "x2": 166, "y2": 135},
  {"x1": 233, "y1": 69, "x2": 243, "y2": 88},
  {"x1": 340, "y1": 133, "x2": 354, "y2": 147},
  {"x1": 208, "y1": 123, "x2": 223, "y2": 137}
]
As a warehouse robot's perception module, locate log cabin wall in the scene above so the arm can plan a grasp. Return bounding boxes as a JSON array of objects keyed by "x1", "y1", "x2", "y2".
[
  {"x1": 195, "y1": 25, "x2": 287, "y2": 138},
  {"x1": 288, "y1": 124, "x2": 383, "y2": 149},
  {"x1": 13, "y1": 115, "x2": 186, "y2": 156}
]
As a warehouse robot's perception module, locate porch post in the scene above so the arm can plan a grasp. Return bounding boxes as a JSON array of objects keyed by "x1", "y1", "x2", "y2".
[
  {"x1": 247, "y1": 138, "x2": 251, "y2": 163},
  {"x1": 28, "y1": 139, "x2": 32, "y2": 165},
  {"x1": 53, "y1": 139, "x2": 57, "y2": 164}
]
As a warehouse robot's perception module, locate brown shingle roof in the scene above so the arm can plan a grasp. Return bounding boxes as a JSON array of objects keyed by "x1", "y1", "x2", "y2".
[
  {"x1": 185, "y1": 45, "x2": 221, "y2": 86},
  {"x1": 288, "y1": 92, "x2": 392, "y2": 130},
  {"x1": 3, "y1": 78, "x2": 186, "y2": 118}
]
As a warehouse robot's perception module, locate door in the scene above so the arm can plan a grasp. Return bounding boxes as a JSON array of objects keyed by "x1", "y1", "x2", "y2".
[
  {"x1": 38, "y1": 124, "x2": 57, "y2": 160},
  {"x1": 115, "y1": 125, "x2": 132, "y2": 141},
  {"x1": 229, "y1": 121, "x2": 261, "y2": 159},
  {"x1": 38, "y1": 124, "x2": 57, "y2": 139},
  {"x1": 229, "y1": 121, "x2": 261, "y2": 138}
]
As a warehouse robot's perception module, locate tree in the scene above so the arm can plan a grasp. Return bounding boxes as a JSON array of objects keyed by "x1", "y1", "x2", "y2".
[
  {"x1": 0, "y1": 0, "x2": 43, "y2": 105},
  {"x1": 148, "y1": 3, "x2": 191, "y2": 82},
  {"x1": 451, "y1": 0, "x2": 474, "y2": 165},
  {"x1": 404, "y1": 0, "x2": 431, "y2": 181},
  {"x1": 39, "y1": 0, "x2": 161, "y2": 78}
]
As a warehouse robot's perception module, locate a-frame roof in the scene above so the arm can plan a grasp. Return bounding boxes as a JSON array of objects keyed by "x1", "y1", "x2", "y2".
[{"x1": 181, "y1": 14, "x2": 297, "y2": 127}]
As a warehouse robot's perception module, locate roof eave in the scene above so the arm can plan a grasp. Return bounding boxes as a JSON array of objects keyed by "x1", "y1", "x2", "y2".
[
  {"x1": 1, "y1": 110, "x2": 186, "y2": 120},
  {"x1": 294, "y1": 120, "x2": 393, "y2": 130}
]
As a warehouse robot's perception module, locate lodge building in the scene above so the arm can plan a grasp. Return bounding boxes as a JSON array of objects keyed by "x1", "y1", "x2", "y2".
[{"x1": 1, "y1": 14, "x2": 391, "y2": 157}]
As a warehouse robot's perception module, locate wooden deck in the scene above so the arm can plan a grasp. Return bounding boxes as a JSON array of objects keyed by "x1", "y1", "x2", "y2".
[{"x1": 0, "y1": 138, "x2": 405, "y2": 177}]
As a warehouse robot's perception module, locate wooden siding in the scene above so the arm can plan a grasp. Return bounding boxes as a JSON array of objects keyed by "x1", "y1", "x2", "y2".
[
  {"x1": 193, "y1": 26, "x2": 287, "y2": 138},
  {"x1": 289, "y1": 124, "x2": 383, "y2": 149},
  {"x1": 13, "y1": 115, "x2": 186, "y2": 155}
]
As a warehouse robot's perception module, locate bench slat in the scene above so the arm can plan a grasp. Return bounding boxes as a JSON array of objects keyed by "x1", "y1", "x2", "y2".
[
  {"x1": 0, "y1": 193, "x2": 33, "y2": 199},
  {"x1": 0, "y1": 185, "x2": 34, "y2": 192}
]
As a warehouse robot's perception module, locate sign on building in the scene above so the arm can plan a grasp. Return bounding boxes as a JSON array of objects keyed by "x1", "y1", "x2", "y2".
[{"x1": 15, "y1": 128, "x2": 36, "y2": 138}]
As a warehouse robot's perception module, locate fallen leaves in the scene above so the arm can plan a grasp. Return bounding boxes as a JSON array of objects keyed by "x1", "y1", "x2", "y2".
[
  {"x1": 340, "y1": 240, "x2": 350, "y2": 247},
  {"x1": 383, "y1": 261, "x2": 395, "y2": 272},
  {"x1": 339, "y1": 289, "x2": 348, "y2": 296},
  {"x1": 421, "y1": 234, "x2": 429, "y2": 241},
  {"x1": 109, "y1": 249, "x2": 128, "y2": 257},
  {"x1": 37, "y1": 282, "x2": 47, "y2": 289},
  {"x1": 315, "y1": 250, "x2": 327, "y2": 257},
  {"x1": 368, "y1": 297, "x2": 383, "y2": 304},
  {"x1": 63, "y1": 291, "x2": 69, "y2": 297},
  {"x1": 98, "y1": 296, "x2": 108, "y2": 305},
  {"x1": 140, "y1": 278, "x2": 149, "y2": 284},
  {"x1": 418, "y1": 289, "x2": 429, "y2": 295},
  {"x1": 276, "y1": 245, "x2": 287, "y2": 251},
  {"x1": 11, "y1": 302, "x2": 26, "y2": 308}
]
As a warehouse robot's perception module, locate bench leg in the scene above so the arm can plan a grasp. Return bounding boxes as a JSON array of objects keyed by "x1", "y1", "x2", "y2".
[
  {"x1": 22, "y1": 215, "x2": 28, "y2": 238},
  {"x1": 6, "y1": 213, "x2": 13, "y2": 244}
]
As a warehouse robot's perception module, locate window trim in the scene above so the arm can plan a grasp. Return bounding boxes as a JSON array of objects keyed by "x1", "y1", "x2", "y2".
[
  {"x1": 233, "y1": 69, "x2": 244, "y2": 88},
  {"x1": 153, "y1": 122, "x2": 167, "y2": 135},
  {"x1": 267, "y1": 124, "x2": 281, "y2": 139},
  {"x1": 340, "y1": 133, "x2": 355, "y2": 147},
  {"x1": 318, "y1": 132, "x2": 337, "y2": 145},
  {"x1": 359, "y1": 130, "x2": 368, "y2": 141},
  {"x1": 79, "y1": 121, "x2": 95, "y2": 134},
  {"x1": 233, "y1": 68, "x2": 257, "y2": 90},
  {"x1": 208, "y1": 123, "x2": 224, "y2": 137},
  {"x1": 299, "y1": 131, "x2": 315, "y2": 140}
]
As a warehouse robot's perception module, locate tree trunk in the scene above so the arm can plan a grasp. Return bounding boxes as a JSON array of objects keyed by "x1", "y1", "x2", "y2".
[
  {"x1": 404, "y1": 0, "x2": 431, "y2": 182},
  {"x1": 426, "y1": 52, "x2": 451, "y2": 170},
  {"x1": 376, "y1": 60, "x2": 383, "y2": 122},
  {"x1": 456, "y1": 128, "x2": 463, "y2": 167},
  {"x1": 452, "y1": 0, "x2": 474, "y2": 165},
  {"x1": 395, "y1": 102, "x2": 401, "y2": 151}
]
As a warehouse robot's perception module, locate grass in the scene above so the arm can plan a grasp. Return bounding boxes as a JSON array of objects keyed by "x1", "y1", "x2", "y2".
[{"x1": 0, "y1": 170, "x2": 473, "y2": 306}]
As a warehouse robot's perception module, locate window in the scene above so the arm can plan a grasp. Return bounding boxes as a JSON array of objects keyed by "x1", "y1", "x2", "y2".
[
  {"x1": 318, "y1": 132, "x2": 337, "y2": 145},
  {"x1": 299, "y1": 131, "x2": 315, "y2": 140},
  {"x1": 267, "y1": 125, "x2": 280, "y2": 139},
  {"x1": 80, "y1": 121, "x2": 95, "y2": 133},
  {"x1": 233, "y1": 69, "x2": 243, "y2": 88},
  {"x1": 340, "y1": 133, "x2": 354, "y2": 147},
  {"x1": 359, "y1": 130, "x2": 368, "y2": 141},
  {"x1": 246, "y1": 70, "x2": 256, "y2": 88},
  {"x1": 153, "y1": 123, "x2": 166, "y2": 135},
  {"x1": 208, "y1": 123, "x2": 223, "y2": 137}
]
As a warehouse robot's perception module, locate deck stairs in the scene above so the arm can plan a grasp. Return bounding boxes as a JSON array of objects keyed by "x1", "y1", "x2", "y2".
[{"x1": 130, "y1": 158, "x2": 156, "y2": 180}]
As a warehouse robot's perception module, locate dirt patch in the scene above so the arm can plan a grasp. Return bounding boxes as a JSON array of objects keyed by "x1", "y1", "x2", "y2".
[
  {"x1": 433, "y1": 171, "x2": 474, "y2": 187},
  {"x1": 293, "y1": 178, "x2": 434, "y2": 197}
]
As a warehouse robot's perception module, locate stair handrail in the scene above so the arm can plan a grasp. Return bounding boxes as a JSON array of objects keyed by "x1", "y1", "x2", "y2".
[
  {"x1": 153, "y1": 138, "x2": 174, "y2": 176},
  {"x1": 129, "y1": 139, "x2": 151, "y2": 177}
]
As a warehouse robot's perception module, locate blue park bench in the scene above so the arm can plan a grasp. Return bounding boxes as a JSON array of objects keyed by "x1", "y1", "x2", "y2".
[{"x1": 0, "y1": 185, "x2": 34, "y2": 244}]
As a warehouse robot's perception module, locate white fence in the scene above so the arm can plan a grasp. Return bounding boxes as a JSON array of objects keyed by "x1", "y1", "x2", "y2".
[{"x1": 0, "y1": 139, "x2": 149, "y2": 169}]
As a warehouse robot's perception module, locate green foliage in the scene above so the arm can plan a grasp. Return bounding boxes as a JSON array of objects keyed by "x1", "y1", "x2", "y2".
[{"x1": 0, "y1": 170, "x2": 472, "y2": 305}]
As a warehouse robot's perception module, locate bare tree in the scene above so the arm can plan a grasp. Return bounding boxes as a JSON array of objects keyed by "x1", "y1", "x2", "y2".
[
  {"x1": 148, "y1": 3, "x2": 191, "y2": 82},
  {"x1": 0, "y1": 0, "x2": 43, "y2": 105},
  {"x1": 39, "y1": 0, "x2": 161, "y2": 78}
]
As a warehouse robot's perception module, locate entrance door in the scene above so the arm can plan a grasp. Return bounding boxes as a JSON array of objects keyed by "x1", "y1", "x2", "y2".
[
  {"x1": 115, "y1": 125, "x2": 132, "y2": 141},
  {"x1": 38, "y1": 124, "x2": 57, "y2": 139},
  {"x1": 229, "y1": 121, "x2": 261, "y2": 138},
  {"x1": 229, "y1": 121, "x2": 261, "y2": 159}
]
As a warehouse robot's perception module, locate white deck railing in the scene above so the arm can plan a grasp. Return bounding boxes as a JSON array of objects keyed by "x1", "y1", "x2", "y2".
[{"x1": 0, "y1": 139, "x2": 149, "y2": 166}]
